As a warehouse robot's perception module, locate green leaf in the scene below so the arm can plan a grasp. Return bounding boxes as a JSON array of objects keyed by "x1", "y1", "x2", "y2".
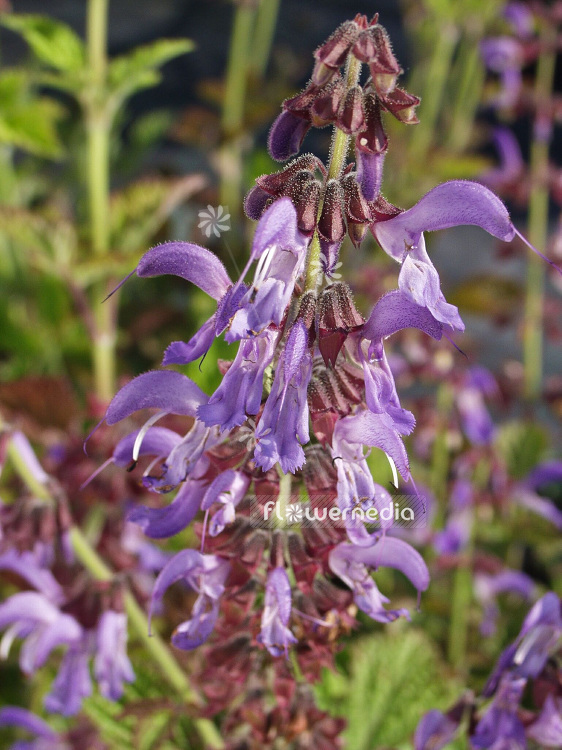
[
  {"x1": 0, "y1": 206, "x2": 77, "y2": 270},
  {"x1": 496, "y1": 421, "x2": 549, "y2": 480},
  {"x1": 1, "y1": 14, "x2": 85, "y2": 72},
  {"x1": 108, "y1": 39, "x2": 194, "y2": 103},
  {"x1": 0, "y1": 70, "x2": 65, "y2": 157},
  {"x1": 315, "y1": 629, "x2": 461, "y2": 749},
  {"x1": 110, "y1": 174, "x2": 206, "y2": 256}
]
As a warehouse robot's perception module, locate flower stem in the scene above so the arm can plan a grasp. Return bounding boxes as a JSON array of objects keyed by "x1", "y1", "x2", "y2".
[
  {"x1": 249, "y1": 0, "x2": 280, "y2": 80},
  {"x1": 445, "y1": 32, "x2": 486, "y2": 153},
  {"x1": 219, "y1": 1, "x2": 257, "y2": 216},
  {"x1": 303, "y1": 54, "x2": 361, "y2": 293},
  {"x1": 448, "y1": 531, "x2": 474, "y2": 674},
  {"x1": 275, "y1": 467, "x2": 292, "y2": 528},
  {"x1": 523, "y1": 25, "x2": 556, "y2": 400},
  {"x1": 86, "y1": 0, "x2": 116, "y2": 401}
]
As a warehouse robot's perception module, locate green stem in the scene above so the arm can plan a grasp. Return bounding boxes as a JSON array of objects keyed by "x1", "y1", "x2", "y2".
[
  {"x1": 523, "y1": 27, "x2": 556, "y2": 400},
  {"x1": 249, "y1": 0, "x2": 280, "y2": 80},
  {"x1": 92, "y1": 287, "x2": 117, "y2": 403},
  {"x1": 86, "y1": 0, "x2": 110, "y2": 258},
  {"x1": 410, "y1": 24, "x2": 458, "y2": 159},
  {"x1": 445, "y1": 34, "x2": 486, "y2": 153},
  {"x1": 448, "y1": 531, "x2": 474, "y2": 674},
  {"x1": 275, "y1": 468, "x2": 292, "y2": 528},
  {"x1": 219, "y1": 1, "x2": 256, "y2": 215},
  {"x1": 86, "y1": 0, "x2": 116, "y2": 401},
  {"x1": 303, "y1": 54, "x2": 361, "y2": 293}
]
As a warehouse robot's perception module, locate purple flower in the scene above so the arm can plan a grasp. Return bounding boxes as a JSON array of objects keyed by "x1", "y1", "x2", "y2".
[
  {"x1": 414, "y1": 709, "x2": 459, "y2": 750},
  {"x1": 526, "y1": 695, "x2": 562, "y2": 747},
  {"x1": 512, "y1": 464, "x2": 562, "y2": 530},
  {"x1": 149, "y1": 550, "x2": 230, "y2": 650},
  {"x1": 480, "y1": 37, "x2": 523, "y2": 107},
  {"x1": 197, "y1": 329, "x2": 278, "y2": 431},
  {"x1": 94, "y1": 611, "x2": 135, "y2": 701},
  {"x1": 127, "y1": 478, "x2": 208, "y2": 539},
  {"x1": 369, "y1": 181, "x2": 549, "y2": 328},
  {"x1": 329, "y1": 537, "x2": 429, "y2": 622},
  {"x1": 456, "y1": 367, "x2": 497, "y2": 445},
  {"x1": 331, "y1": 417, "x2": 395, "y2": 545},
  {"x1": 0, "y1": 707, "x2": 62, "y2": 749},
  {"x1": 474, "y1": 570, "x2": 535, "y2": 637},
  {"x1": 109, "y1": 199, "x2": 306, "y2": 362},
  {"x1": 258, "y1": 568, "x2": 298, "y2": 657},
  {"x1": 226, "y1": 200, "x2": 309, "y2": 341},
  {"x1": 481, "y1": 128, "x2": 525, "y2": 191},
  {"x1": 100, "y1": 371, "x2": 216, "y2": 493},
  {"x1": 200, "y1": 469, "x2": 250, "y2": 537},
  {"x1": 254, "y1": 320, "x2": 312, "y2": 474},
  {"x1": 268, "y1": 110, "x2": 310, "y2": 161},
  {"x1": 0, "y1": 591, "x2": 83, "y2": 675},
  {"x1": 504, "y1": 2, "x2": 534, "y2": 39},
  {"x1": 472, "y1": 676, "x2": 527, "y2": 749},
  {"x1": 484, "y1": 593, "x2": 562, "y2": 697},
  {"x1": 333, "y1": 408, "x2": 411, "y2": 482},
  {"x1": 433, "y1": 509, "x2": 472, "y2": 556},
  {"x1": 44, "y1": 644, "x2": 92, "y2": 716}
]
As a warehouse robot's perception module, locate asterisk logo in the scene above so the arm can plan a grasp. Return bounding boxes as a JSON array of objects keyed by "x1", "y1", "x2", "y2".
[
  {"x1": 309, "y1": 251, "x2": 343, "y2": 288},
  {"x1": 198, "y1": 205, "x2": 231, "y2": 238},
  {"x1": 285, "y1": 504, "x2": 303, "y2": 524}
]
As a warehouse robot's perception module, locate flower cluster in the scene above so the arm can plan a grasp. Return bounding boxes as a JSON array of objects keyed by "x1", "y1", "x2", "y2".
[
  {"x1": 93, "y1": 14, "x2": 555, "y2": 680},
  {"x1": 415, "y1": 593, "x2": 562, "y2": 749}
]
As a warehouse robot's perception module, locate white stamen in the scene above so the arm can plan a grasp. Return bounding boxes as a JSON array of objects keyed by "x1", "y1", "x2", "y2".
[
  {"x1": 0, "y1": 624, "x2": 20, "y2": 660},
  {"x1": 132, "y1": 411, "x2": 170, "y2": 462},
  {"x1": 385, "y1": 453, "x2": 399, "y2": 488}
]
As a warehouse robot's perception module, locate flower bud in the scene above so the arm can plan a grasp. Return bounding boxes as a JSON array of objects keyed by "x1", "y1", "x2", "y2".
[
  {"x1": 380, "y1": 87, "x2": 420, "y2": 124},
  {"x1": 318, "y1": 179, "x2": 345, "y2": 243},
  {"x1": 256, "y1": 154, "x2": 320, "y2": 196},
  {"x1": 268, "y1": 111, "x2": 311, "y2": 162},
  {"x1": 286, "y1": 172, "x2": 321, "y2": 236},
  {"x1": 318, "y1": 282, "x2": 364, "y2": 366},
  {"x1": 313, "y1": 20, "x2": 360, "y2": 73},
  {"x1": 337, "y1": 85, "x2": 366, "y2": 135},
  {"x1": 342, "y1": 173, "x2": 371, "y2": 223},
  {"x1": 311, "y1": 75, "x2": 345, "y2": 125},
  {"x1": 365, "y1": 25, "x2": 401, "y2": 75},
  {"x1": 356, "y1": 93, "x2": 387, "y2": 154},
  {"x1": 244, "y1": 185, "x2": 272, "y2": 220}
]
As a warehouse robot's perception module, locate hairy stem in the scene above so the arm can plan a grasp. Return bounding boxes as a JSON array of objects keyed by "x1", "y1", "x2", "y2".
[
  {"x1": 523, "y1": 25, "x2": 556, "y2": 400},
  {"x1": 304, "y1": 54, "x2": 361, "y2": 293}
]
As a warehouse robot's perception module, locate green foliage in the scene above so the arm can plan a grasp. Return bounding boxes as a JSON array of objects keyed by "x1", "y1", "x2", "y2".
[
  {"x1": 315, "y1": 629, "x2": 461, "y2": 749},
  {"x1": 0, "y1": 14, "x2": 85, "y2": 72},
  {"x1": 110, "y1": 175, "x2": 206, "y2": 257},
  {"x1": 449, "y1": 276, "x2": 522, "y2": 319},
  {"x1": 0, "y1": 69, "x2": 65, "y2": 157},
  {"x1": 108, "y1": 39, "x2": 194, "y2": 105},
  {"x1": 496, "y1": 421, "x2": 550, "y2": 480}
]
